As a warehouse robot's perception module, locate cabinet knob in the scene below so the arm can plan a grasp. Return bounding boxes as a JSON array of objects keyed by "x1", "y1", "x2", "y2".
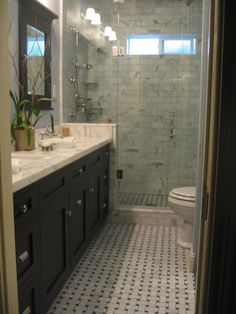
[
  {"x1": 65, "y1": 209, "x2": 72, "y2": 217},
  {"x1": 20, "y1": 204, "x2": 28, "y2": 214},
  {"x1": 17, "y1": 250, "x2": 29, "y2": 264},
  {"x1": 76, "y1": 199, "x2": 82, "y2": 206},
  {"x1": 104, "y1": 151, "x2": 109, "y2": 157},
  {"x1": 77, "y1": 168, "x2": 83, "y2": 175},
  {"x1": 104, "y1": 175, "x2": 107, "y2": 180},
  {"x1": 89, "y1": 188, "x2": 94, "y2": 193},
  {"x1": 22, "y1": 306, "x2": 31, "y2": 314},
  {"x1": 103, "y1": 203, "x2": 107, "y2": 209}
]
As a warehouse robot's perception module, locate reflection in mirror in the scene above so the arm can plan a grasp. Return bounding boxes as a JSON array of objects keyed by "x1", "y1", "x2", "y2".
[
  {"x1": 27, "y1": 25, "x2": 45, "y2": 95},
  {"x1": 19, "y1": 0, "x2": 58, "y2": 110}
]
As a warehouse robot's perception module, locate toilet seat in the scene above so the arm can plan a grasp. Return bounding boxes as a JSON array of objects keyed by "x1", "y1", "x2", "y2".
[{"x1": 169, "y1": 187, "x2": 196, "y2": 202}]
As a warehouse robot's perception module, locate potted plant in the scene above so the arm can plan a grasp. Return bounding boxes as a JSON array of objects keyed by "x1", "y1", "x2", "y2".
[
  {"x1": 9, "y1": 25, "x2": 54, "y2": 151},
  {"x1": 10, "y1": 90, "x2": 54, "y2": 151}
]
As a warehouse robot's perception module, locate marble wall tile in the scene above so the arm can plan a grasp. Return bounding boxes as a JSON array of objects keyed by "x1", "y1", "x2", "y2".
[{"x1": 63, "y1": 0, "x2": 202, "y2": 205}]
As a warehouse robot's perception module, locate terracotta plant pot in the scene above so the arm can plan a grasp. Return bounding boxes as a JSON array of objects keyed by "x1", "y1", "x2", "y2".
[{"x1": 14, "y1": 127, "x2": 35, "y2": 151}]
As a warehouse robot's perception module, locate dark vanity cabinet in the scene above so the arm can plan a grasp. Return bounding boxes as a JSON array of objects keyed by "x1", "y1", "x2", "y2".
[
  {"x1": 13, "y1": 144, "x2": 110, "y2": 314},
  {"x1": 14, "y1": 185, "x2": 41, "y2": 314},
  {"x1": 69, "y1": 157, "x2": 87, "y2": 268},
  {"x1": 40, "y1": 169, "x2": 70, "y2": 311}
]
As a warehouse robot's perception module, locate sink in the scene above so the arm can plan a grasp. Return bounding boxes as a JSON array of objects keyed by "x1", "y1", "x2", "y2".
[
  {"x1": 12, "y1": 151, "x2": 53, "y2": 160},
  {"x1": 12, "y1": 150, "x2": 53, "y2": 173},
  {"x1": 39, "y1": 137, "x2": 76, "y2": 149}
]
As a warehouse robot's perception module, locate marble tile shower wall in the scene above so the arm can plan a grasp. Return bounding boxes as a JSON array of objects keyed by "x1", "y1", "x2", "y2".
[
  {"x1": 63, "y1": 0, "x2": 90, "y2": 123},
  {"x1": 63, "y1": 0, "x2": 202, "y2": 199},
  {"x1": 87, "y1": 0, "x2": 202, "y2": 197}
]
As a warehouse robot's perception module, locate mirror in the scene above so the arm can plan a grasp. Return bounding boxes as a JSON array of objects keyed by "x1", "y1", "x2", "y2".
[
  {"x1": 27, "y1": 25, "x2": 45, "y2": 96},
  {"x1": 19, "y1": 0, "x2": 58, "y2": 110}
]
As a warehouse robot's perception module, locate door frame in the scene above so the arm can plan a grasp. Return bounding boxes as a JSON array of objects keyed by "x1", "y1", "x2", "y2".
[
  {"x1": 0, "y1": 0, "x2": 19, "y2": 313},
  {"x1": 196, "y1": 0, "x2": 236, "y2": 312}
]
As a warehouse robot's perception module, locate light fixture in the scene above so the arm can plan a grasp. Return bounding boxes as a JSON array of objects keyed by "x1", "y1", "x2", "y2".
[
  {"x1": 91, "y1": 13, "x2": 101, "y2": 25},
  {"x1": 85, "y1": 7, "x2": 96, "y2": 21},
  {"x1": 109, "y1": 31, "x2": 117, "y2": 41},
  {"x1": 103, "y1": 26, "x2": 112, "y2": 37}
]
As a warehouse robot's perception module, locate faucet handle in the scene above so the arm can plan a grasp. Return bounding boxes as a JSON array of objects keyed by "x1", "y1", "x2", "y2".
[{"x1": 40, "y1": 131, "x2": 46, "y2": 139}]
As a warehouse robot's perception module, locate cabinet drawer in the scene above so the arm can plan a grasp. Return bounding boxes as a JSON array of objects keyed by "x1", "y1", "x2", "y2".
[
  {"x1": 15, "y1": 220, "x2": 39, "y2": 284},
  {"x1": 18, "y1": 275, "x2": 40, "y2": 314},
  {"x1": 100, "y1": 145, "x2": 110, "y2": 165},
  {"x1": 14, "y1": 186, "x2": 39, "y2": 225},
  {"x1": 87, "y1": 149, "x2": 102, "y2": 169},
  {"x1": 70, "y1": 158, "x2": 87, "y2": 183},
  {"x1": 87, "y1": 145, "x2": 109, "y2": 169},
  {"x1": 40, "y1": 169, "x2": 67, "y2": 200}
]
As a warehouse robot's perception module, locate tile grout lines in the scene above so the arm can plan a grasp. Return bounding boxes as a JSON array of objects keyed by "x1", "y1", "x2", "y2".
[{"x1": 48, "y1": 223, "x2": 195, "y2": 314}]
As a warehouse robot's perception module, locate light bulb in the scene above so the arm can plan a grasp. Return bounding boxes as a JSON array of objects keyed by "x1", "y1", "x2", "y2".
[
  {"x1": 91, "y1": 13, "x2": 101, "y2": 25},
  {"x1": 85, "y1": 7, "x2": 95, "y2": 20},
  {"x1": 109, "y1": 31, "x2": 117, "y2": 41},
  {"x1": 104, "y1": 26, "x2": 112, "y2": 37}
]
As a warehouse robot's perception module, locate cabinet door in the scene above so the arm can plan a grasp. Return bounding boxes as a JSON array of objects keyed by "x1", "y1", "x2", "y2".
[
  {"x1": 15, "y1": 220, "x2": 40, "y2": 287},
  {"x1": 70, "y1": 186, "x2": 86, "y2": 267},
  {"x1": 18, "y1": 275, "x2": 40, "y2": 314},
  {"x1": 40, "y1": 171, "x2": 70, "y2": 311},
  {"x1": 100, "y1": 165, "x2": 109, "y2": 218},
  {"x1": 87, "y1": 173, "x2": 100, "y2": 235}
]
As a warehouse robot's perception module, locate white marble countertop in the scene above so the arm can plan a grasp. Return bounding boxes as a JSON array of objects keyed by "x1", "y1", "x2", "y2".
[{"x1": 12, "y1": 136, "x2": 112, "y2": 193}]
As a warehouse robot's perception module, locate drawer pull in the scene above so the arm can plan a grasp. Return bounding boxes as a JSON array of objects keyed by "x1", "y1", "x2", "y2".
[
  {"x1": 89, "y1": 188, "x2": 94, "y2": 193},
  {"x1": 77, "y1": 168, "x2": 83, "y2": 175},
  {"x1": 18, "y1": 251, "x2": 29, "y2": 264},
  {"x1": 22, "y1": 306, "x2": 31, "y2": 314},
  {"x1": 104, "y1": 151, "x2": 109, "y2": 157},
  {"x1": 76, "y1": 199, "x2": 82, "y2": 206},
  {"x1": 65, "y1": 209, "x2": 72, "y2": 217},
  {"x1": 103, "y1": 203, "x2": 107, "y2": 209},
  {"x1": 20, "y1": 204, "x2": 28, "y2": 214}
]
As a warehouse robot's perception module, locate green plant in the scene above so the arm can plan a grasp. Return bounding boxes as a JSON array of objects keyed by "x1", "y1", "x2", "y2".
[
  {"x1": 9, "y1": 23, "x2": 54, "y2": 146},
  {"x1": 10, "y1": 90, "x2": 54, "y2": 145}
]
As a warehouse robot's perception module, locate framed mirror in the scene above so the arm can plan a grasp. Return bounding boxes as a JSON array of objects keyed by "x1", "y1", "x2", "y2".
[{"x1": 19, "y1": 0, "x2": 58, "y2": 110}]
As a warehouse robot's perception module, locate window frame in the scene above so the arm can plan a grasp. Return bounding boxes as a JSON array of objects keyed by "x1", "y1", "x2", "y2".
[{"x1": 126, "y1": 34, "x2": 196, "y2": 56}]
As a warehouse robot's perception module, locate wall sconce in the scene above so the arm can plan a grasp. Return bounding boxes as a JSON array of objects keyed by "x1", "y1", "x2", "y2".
[
  {"x1": 85, "y1": 7, "x2": 96, "y2": 20},
  {"x1": 103, "y1": 26, "x2": 112, "y2": 37},
  {"x1": 109, "y1": 31, "x2": 117, "y2": 41},
  {"x1": 91, "y1": 13, "x2": 101, "y2": 25}
]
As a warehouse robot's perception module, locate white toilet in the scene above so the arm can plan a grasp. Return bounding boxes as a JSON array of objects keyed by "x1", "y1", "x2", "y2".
[{"x1": 168, "y1": 186, "x2": 196, "y2": 249}]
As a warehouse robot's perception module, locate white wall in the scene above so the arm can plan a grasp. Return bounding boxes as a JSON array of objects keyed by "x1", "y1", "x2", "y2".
[{"x1": 8, "y1": 0, "x2": 62, "y2": 127}]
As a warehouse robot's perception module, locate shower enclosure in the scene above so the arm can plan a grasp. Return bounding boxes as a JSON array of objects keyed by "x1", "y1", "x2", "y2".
[{"x1": 63, "y1": 0, "x2": 202, "y2": 208}]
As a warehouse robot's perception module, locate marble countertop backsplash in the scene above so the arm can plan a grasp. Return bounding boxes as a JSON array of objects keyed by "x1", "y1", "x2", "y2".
[{"x1": 12, "y1": 136, "x2": 112, "y2": 193}]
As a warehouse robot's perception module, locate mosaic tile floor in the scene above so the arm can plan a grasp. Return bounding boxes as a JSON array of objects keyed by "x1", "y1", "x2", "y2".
[
  {"x1": 119, "y1": 193, "x2": 169, "y2": 207},
  {"x1": 48, "y1": 223, "x2": 195, "y2": 314}
]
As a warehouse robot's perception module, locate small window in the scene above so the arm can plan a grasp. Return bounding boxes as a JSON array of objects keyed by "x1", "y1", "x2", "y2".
[{"x1": 127, "y1": 34, "x2": 196, "y2": 56}]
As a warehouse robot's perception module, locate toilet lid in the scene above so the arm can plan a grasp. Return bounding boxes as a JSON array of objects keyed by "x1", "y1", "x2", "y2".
[{"x1": 169, "y1": 186, "x2": 196, "y2": 202}]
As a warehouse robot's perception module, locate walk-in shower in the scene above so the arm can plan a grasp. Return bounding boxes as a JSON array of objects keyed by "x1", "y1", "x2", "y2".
[{"x1": 63, "y1": 0, "x2": 202, "y2": 209}]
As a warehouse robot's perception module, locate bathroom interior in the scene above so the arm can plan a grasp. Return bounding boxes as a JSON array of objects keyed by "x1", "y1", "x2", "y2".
[{"x1": 6, "y1": 0, "x2": 207, "y2": 312}]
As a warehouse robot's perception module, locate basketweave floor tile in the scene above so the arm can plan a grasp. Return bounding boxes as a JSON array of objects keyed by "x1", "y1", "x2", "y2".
[{"x1": 48, "y1": 223, "x2": 195, "y2": 314}]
